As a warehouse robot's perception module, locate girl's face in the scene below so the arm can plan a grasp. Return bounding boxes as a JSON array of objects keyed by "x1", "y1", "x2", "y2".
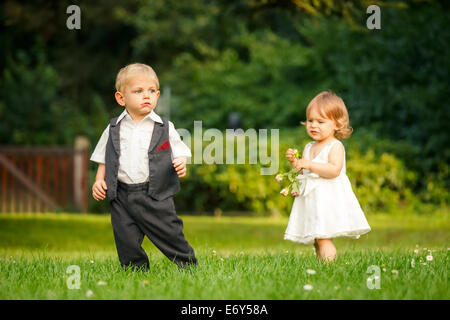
[{"x1": 306, "y1": 107, "x2": 338, "y2": 142}]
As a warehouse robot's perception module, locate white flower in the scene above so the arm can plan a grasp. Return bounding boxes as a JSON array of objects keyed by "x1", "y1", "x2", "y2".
[
  {"x1": 306, "y1": 269, "x2": 316, "y2": 275},
  {"x1": 280, "y1": 188, "x2": 289, "y2": 197},
  {"x1": 90, "y1": 260, "x2": 94, "y2": 264},
  {"x1": 97, "y1": 281, "x2": 107, "y2": 286},
  {"x1": 391, "y1": 269, "x2": 399, "y2": 275},
  {"x1": 411, "y1": 259, "x2": 415, "y2": 268},
  {"x1": 382, "y1": 268, "x2": 387, "y2": 272},
  {"x1": 303, "y1": 284, "x2": 313, "y2": 291},
  {"x1": 414, "y1": 249, "x2": 419, "y2": 254},
  {"x1": 86, "y1": 290, "x2": 94, "y2": 298},
  {"x1": 275, "y1": 174, "x2": 283, "y2": 182},
  {"x1": 426, "y1": 255, "x2": 433, "y2": 261}
]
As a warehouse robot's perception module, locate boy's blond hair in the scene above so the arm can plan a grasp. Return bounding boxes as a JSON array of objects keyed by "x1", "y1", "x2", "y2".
[
  {"x1": 115, "y1": 63, "x2": 160, "y2": 92},
  {"x1": 302, "y1": 91, "x2": 353, "y2": 140}
]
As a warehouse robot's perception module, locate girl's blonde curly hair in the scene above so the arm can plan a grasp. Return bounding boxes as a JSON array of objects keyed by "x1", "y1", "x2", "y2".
[{"x1": 301, "y1": 91, "x2": 353, "y2": 140}]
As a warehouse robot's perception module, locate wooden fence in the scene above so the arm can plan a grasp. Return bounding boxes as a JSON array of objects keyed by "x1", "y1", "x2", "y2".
[{"x1": 0, "y1": 137, "x2": 90, "y2": 213}]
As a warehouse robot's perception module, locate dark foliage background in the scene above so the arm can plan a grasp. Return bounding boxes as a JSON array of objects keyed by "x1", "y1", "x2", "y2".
[{"x1": 1, "y1": 0, "x2": 448, "y2": 214}]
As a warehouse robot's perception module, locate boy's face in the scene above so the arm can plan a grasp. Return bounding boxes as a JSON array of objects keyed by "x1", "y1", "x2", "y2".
[{"x1": 115, "y1": 74, "x2": 160, "y2": 119}]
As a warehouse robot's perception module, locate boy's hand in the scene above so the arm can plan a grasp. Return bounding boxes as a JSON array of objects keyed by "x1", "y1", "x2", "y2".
[
  {"x1": 286, "y1": 149, "x2": 298, "y2": 163},
  {"x1": 92, "y1": 179, "x2": 107, "y2": 201},
  {"x1": 173, "y1": 156, "x2": 187, "y2": 178}
]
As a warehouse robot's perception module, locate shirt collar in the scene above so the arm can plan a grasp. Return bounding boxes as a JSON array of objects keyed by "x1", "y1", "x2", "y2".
[{"x1": 115, "y1": 110, "x2": 163, "y2": 125}]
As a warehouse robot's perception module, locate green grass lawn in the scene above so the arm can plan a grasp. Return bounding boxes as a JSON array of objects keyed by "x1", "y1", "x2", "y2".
[{"x1": 0, "y1": 212, "x2": 448, "y2": 299}]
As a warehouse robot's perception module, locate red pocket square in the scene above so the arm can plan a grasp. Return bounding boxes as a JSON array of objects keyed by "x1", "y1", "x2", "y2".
[{"x1": 156, "y1": 140, "x2": 170, "y2": 151}]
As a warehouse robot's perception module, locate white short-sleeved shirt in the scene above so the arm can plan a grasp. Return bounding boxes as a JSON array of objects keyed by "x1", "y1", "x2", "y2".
[{"x1": 90, "y1": 110, "x2": 191, "y2": 184}]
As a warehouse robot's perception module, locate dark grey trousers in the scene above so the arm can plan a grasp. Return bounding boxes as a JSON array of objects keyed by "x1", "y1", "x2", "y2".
[{"x1": 110, "y1": 181, "x2": 197, "y2": 270}]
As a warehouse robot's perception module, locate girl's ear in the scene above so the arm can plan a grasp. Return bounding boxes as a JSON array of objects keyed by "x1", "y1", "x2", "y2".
[{"x1": 115, "y1": 91, "x2": 126, "y2": 106}]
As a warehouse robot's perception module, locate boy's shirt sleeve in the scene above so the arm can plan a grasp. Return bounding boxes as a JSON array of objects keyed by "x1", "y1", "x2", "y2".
[
  {"x1": 168, "y1": 121, "x2": 192, "y2": 160},
  {"x1": 90, "y1": 125, "x2": 110, "y2": 164}
]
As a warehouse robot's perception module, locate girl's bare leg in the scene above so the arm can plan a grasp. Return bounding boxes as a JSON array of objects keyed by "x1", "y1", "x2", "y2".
[{"x1": 315, "y1": 238, "x2": 337, "y2": 263}]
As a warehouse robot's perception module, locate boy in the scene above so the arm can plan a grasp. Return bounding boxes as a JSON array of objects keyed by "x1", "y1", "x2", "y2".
[{"x1": 90, "y1": 63, "x2": 197, "y2": 270}]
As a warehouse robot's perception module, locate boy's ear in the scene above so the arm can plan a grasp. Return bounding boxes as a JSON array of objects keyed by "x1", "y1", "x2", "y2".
[{"x1": 115, "y1": 91, "x2": 126, "y2": 106}]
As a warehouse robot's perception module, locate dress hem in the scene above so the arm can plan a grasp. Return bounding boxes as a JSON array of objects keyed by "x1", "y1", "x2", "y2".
[{"x1": 283, "y1": 228, "x2": 371, "y2": 245}]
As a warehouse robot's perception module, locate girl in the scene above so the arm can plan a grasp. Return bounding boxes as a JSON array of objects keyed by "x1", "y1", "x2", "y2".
[{"x1": 284, "y1": 91, "x2": 371, "y2": 262}]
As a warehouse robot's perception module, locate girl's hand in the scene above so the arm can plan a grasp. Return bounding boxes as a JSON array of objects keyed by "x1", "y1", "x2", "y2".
[
  {"x1": 173, "y1": 156, "x2": 187, "y2": 178},
  {"x1": 92, "y1": 179, "x2": 107, "y2": 201},
  {"x1": 286, "y1": 149, "x2": 298, "y2": 163},
  {"x1": 294, "y1": 158, "x2": 310, "y2": 172}
]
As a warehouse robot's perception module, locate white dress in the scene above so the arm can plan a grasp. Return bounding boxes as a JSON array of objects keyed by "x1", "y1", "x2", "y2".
[{"x1": 284, "y1": 139, "x2": 371, "y2": 244}]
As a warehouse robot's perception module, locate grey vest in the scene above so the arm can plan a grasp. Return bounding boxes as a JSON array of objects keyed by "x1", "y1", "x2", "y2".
[{"x1": 105, "y1": 116, "x2": 180, "y2": 201}]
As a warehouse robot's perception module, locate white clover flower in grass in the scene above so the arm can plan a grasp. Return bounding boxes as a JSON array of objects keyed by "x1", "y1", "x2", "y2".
[
  {"x1": 411, "y1": 259, "x2": 415, "y2": 268},
  {"x1": 391, "y1": 270, "x2": 399, "y2": 275},
  {"x1": 303, "y1": 284, "x2": 313, "y2": 291},
  {"x1": 86, "y1": 290, "x2": 94, "y2": 298},
  {"x1": 306, "y1": 269, "x2": 316, "y2": 275},
  {"x1": 414, "y1": 249, "x2": 419, "y2": 254},
  {"x1": 97, "y1": 281, "x2": 107, "y2": 286},
  {"x1": 426, "y1": 255, "x2": 433, "y2": 261}
]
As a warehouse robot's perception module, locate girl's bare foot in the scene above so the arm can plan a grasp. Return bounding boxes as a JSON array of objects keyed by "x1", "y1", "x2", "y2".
[{"x1": 315, "y1": 238, "x2": 336, "y2": 263}]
